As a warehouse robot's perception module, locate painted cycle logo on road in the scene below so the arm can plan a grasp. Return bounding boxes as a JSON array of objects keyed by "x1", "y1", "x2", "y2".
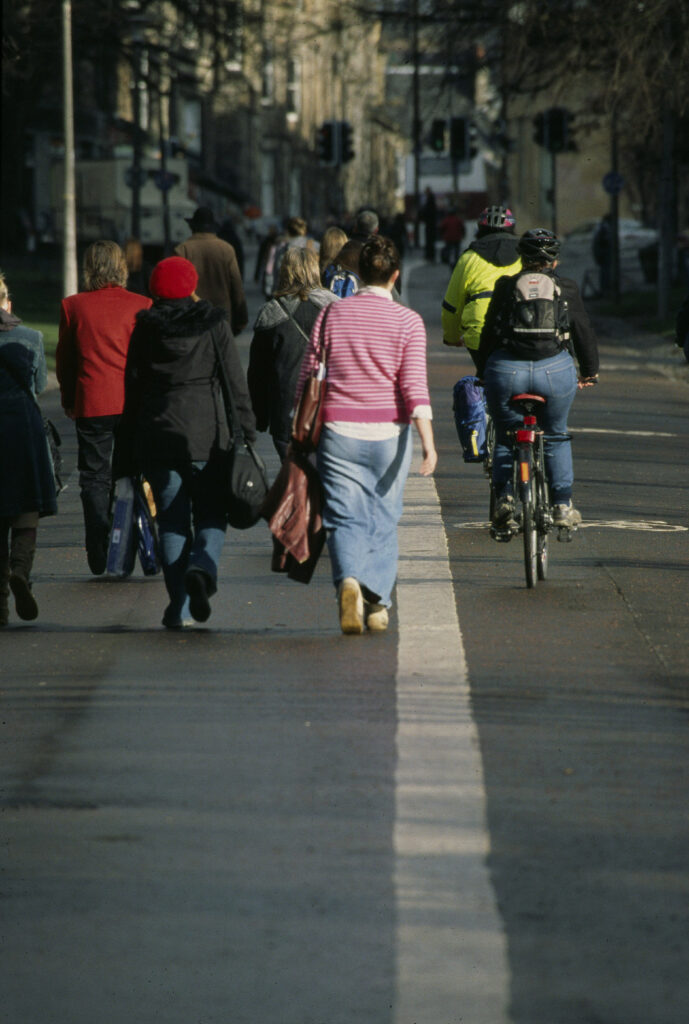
[{"x1": 453, "y1": 520, "x2": 688, "y2": 533}]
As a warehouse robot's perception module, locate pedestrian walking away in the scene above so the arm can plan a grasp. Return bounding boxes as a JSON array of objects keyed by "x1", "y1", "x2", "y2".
[
  {"x1": 249, "y1": 247, "x2": 337, "y2": 461},
  {"x1": 175, "y1": 206, "x2": 248, "y2": 336},
  {"x1": 295, "y1": 234, "x2": 437, "y2": 635},
  {"x1": 476, "y1": 228, "x2": 599, "y2": 532},
  {"x1": 113, "y1": 256, "x2": 257, "y2": 629},
  {"x1": 0, "y1": 271, "x2": 57, "y2": 625},
  {"x1": 56, "y1": 240, "x2": 152, "y2": 575},
  {"x1": 442, "y1": 205, "x2": 521, "y2": 367}
]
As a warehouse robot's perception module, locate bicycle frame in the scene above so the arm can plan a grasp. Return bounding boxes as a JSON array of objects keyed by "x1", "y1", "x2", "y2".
[{"x1": 512, "y1": 402, "x2": 552, "y2": 587}]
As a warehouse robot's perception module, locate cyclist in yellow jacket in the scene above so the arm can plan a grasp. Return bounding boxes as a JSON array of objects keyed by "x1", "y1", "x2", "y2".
[{"x1": 441, "y1": 206, "x2": 521, "y2": 367}]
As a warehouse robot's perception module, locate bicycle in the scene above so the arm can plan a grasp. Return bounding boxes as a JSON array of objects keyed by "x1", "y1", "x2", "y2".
[{"x1": 490, "y1": 392, "x2": 575, "y2": 588}]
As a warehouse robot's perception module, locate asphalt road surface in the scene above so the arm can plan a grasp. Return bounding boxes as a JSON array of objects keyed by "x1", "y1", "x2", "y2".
[{"x1": 1, "y1": 256, "x2": 688, "y2": 1024}]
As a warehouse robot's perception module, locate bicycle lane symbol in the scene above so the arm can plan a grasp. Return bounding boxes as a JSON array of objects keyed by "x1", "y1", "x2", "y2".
[{"x1": 453, "y1": 520, "x2": 688, "y2": 533}]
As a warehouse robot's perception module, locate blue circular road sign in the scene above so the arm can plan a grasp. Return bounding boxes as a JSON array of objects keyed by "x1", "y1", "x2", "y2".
[{"x1": 603, "y1": 171, "x2": 625, "y2": 195}]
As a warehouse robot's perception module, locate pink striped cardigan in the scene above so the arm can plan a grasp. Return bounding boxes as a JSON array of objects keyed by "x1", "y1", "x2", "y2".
[{"x1": 295, "y1": 290, "x2": 431, "y2": 423}]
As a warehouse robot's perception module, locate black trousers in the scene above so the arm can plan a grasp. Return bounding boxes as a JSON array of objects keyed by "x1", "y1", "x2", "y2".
[{"x1": 75, "y1": 415, "x2": 119, "y2": 558}]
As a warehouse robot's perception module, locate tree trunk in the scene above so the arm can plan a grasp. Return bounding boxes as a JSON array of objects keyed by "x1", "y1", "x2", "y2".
[{"x1": 657, "y1": 101, "x2": 676, "y2": 322}]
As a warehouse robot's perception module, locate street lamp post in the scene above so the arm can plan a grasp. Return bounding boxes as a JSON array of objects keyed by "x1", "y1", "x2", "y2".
[
  {"x1": 131, "y1": 26, "x2": 144, "y2": 239},
  {"x1": 61, "y1": 0, "x2": 78, "y2": 296}
]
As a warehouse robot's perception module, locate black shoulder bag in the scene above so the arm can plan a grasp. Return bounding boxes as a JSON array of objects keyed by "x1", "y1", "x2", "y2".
[{"x1": 210, "y1": 332, "x2": 268, "y2": 530}]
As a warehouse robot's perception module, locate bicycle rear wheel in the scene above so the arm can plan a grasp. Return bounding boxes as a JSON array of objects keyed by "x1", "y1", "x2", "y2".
[
  {"x1": 534, "y1": 437, "x2": 550, "y2": 580},
  {"x1": 523, "y1": 500, "x2": 537, "y2": 588},
  {"x1": 536, "y1": 515, "x2": 548, "y2": 580}
]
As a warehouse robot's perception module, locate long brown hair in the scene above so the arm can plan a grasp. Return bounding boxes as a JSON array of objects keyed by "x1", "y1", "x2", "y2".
[
  {"x1": 83, "y1": 240, "x2": 128, "y2": 291},
  {"x1": 274, "y1": 247, "x2": 321, "y2": 301}
]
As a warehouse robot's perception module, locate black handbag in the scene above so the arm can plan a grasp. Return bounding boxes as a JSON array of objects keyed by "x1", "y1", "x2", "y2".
[{"x1": 210, "y1": 332, "x2": 268, "y2": 530}]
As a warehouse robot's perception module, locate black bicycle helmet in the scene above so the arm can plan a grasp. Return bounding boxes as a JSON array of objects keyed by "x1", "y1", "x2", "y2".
[{"x1": 517, "y1": 228, "x2": 561, "y2": 261}]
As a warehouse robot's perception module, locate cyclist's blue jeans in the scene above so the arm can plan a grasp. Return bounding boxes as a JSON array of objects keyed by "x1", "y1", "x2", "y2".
[
  {"x1": 145, "y1": 461, "x2": 227, "y2": 624},
  {"x1": 484, "y1": 350, "x2": 578, "y2": 504},
  {"x1": 316, "y1": 426, "x2": 412, "y2": 607}
]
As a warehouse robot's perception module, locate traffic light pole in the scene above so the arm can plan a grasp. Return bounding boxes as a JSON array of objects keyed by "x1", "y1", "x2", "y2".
[
  {"x1": 610, "y1": 108, "x2": 621, "y2": 304},
  {"x1": 412, "y1": 0, "x2": 420, "y2": 247}
]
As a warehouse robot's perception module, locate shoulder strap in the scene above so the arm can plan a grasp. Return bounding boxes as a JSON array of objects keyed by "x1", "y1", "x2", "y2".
[
  {"x1": 209, "y1": 330, "x2": 245, "y2": 444},
  {"x1": 276, "y1": 298, "x2": 311, "y2": 344}
]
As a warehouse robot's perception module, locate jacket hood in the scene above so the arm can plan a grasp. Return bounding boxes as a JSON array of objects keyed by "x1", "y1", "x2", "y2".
[
  {"x1": 135, "y1": 297, "x2": 227, "y2": 338},
  {"x1": 253, "y1": 288, "x2": 336, "y2": 331},
  {"x1": 469, "y1": 232, "x2": 520, "y2": 267}
]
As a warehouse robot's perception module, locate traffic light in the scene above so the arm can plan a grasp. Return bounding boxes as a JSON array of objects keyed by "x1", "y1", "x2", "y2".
[
  {"x1": 546, "y1": 107, "x2": 570, "y2": 153},
  {"x1": 450, "y1": 116, "x2": 470, "y2": 161},
  {"x1": 340, "y1": 120, "x2": 355, "y2": 163},
  {"x1": 317, "y1": 120, "x2": 337, "y2": 166},
  {"x1": 533, "y1": 108, "x2": 575, "y2": 153},
  {"x1": 468, "y1": 121, "x2": 479, "y2": 158},
  {"x1": 430, "y1": 118, "x2": 446, "y2": 152}
]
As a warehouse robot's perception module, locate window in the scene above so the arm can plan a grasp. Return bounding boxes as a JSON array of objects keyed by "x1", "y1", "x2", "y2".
[
  {"x1": 286, "y1": 57, "x2": 301, "y2": 116},
  {"x1": 262, "y1": 41, "x2": 275, "y2": 104},
  {"x1": 223, "y1": 1, "x2": 243, "y2": 72}
]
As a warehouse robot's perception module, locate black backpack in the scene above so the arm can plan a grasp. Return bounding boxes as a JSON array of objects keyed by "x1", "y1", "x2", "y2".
[{"x1": 501, "y1": 271, "x2": 570, "y2": 359}]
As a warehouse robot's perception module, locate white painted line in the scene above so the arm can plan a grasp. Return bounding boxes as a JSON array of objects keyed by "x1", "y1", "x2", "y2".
[
  {"x1": 394, "y1": 460, "x2": 510, "y2": 1024},
  {"x1": 573, "y1": 427, "x2": 677, "y2": 438}
]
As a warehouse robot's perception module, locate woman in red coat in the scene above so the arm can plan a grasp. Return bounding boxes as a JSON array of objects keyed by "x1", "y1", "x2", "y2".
[{"x1": 56, "y1": 240, "x2": 151, "y2": 574}]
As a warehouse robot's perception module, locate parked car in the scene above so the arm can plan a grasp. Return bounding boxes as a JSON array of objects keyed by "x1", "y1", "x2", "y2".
[{"x1": 564, "y1": 218, "x2": 658, "y2": 256}]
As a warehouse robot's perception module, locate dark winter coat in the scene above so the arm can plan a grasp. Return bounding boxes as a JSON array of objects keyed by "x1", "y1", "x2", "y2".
[
  {"x1": 174, "y1": 232, "x2": 248, "y2": 335},
  {"x1": 476, "y1": 271, "x2": 600, "y2": 379},
  {"x1": 248, "y1": 288, "x2": 336, "y2": 447},
  {"x1": 0, "y1": 311, "x2": 57, "y2": 518},
  {"x1": 114, "y1": 297, "x2": 256, "y2": 478}
]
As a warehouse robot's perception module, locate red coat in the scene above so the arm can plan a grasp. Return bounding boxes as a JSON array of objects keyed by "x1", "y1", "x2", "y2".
[{"x1": 57, "y1": 286, "x2": 152, "y2": 417}]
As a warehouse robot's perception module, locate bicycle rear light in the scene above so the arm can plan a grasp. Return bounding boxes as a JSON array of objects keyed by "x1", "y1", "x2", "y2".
[{"x1": 516, "y1": 429, "x2": 536, "y2": 443}]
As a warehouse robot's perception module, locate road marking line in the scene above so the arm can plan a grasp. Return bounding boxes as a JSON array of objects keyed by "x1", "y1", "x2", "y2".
[
  {"x1": 574, "y1": 427, "x2": 677, "y2": 438},
  {"x1": 394, "y1": 463, "x2": 510, "y2": 1024},
  {"x1": 453, "y1": 519, "x2": 688, "y2": 533}
]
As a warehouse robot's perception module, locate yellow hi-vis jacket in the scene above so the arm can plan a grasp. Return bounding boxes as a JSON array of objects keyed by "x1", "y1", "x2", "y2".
[{"x1": 441, "y1": 237, "x2": 521, "y2": 352}]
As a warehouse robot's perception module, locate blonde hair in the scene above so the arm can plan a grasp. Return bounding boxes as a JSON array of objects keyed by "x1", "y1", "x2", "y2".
[
  {"x1": 319, "y1": 226, "x2": 347, "y2": 276},
  {"x1": 124, "y1": 237, "x2": 143, "y2": 273},
  {"x1": 83, "y1": 240, "x2": 128, "y2": 291},
  {"x1": 0, "y1": 271, "x2": 8, "y2": 307},
  {"x1": 275, "y1": 247, "x2": 321, "y2": 301}
]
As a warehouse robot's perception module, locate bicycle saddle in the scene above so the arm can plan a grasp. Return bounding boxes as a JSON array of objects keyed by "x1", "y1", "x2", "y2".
[{"x1": 509, "y1": 392, "x2": 547, "y2": 408}]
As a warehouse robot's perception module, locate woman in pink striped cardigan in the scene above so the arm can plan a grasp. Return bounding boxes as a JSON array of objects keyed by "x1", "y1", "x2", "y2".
[{"x1": 296, "y1": 235, "x2": 437, "y2": 635}]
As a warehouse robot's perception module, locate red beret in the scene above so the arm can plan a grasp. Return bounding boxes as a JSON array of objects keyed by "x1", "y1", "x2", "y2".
[{"x1": 149, "y1": 256, "x2": 198, "y2": 299}]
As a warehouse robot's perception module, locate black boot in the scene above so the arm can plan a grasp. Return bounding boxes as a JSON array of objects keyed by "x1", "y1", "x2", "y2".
[
  {"x1": 81, "y1": 489, "x2": 111, "y2": 575},
  {"x1": 9, "y1": 527, "x2": 38, "y2": 621},
  {"x1": 0, "y1": 553, "x2": 9, "y2": 627}
]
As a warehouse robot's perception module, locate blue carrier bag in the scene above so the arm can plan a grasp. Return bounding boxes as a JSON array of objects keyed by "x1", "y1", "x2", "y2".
[
  {"x1": 106, "y1": 477, "x2": 160, "y2": 577},
  {"x1": 106, "y1": 477, "x2": 137, "y2": 577},
  {"x1": 134, "y1": 484, "x2": 160, "y2": 576},
  {"x1": 452, "y1": 375, "x2": 488, "y2": 462}
]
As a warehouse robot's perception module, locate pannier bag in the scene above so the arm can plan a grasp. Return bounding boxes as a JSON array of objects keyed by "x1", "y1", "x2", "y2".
[{"x1": 452, "y1": 375, "x2": 488, "y2": 463}]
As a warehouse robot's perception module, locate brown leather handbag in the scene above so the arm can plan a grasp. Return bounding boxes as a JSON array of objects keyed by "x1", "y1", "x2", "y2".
[{"x1": 290, "y1": 306, "x2": 331, "y2": 452}]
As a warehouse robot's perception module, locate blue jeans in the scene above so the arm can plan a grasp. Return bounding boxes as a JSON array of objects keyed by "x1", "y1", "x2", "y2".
[
  {"x1": 145, "y1": 461, "x2": 227, "y2": 624},
  {"x1": 316, "y1": 426, "x2": 413, "y2": 607},
  {"x1": 484, "y1": 351, "x2": 578, "y2": 504}
]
